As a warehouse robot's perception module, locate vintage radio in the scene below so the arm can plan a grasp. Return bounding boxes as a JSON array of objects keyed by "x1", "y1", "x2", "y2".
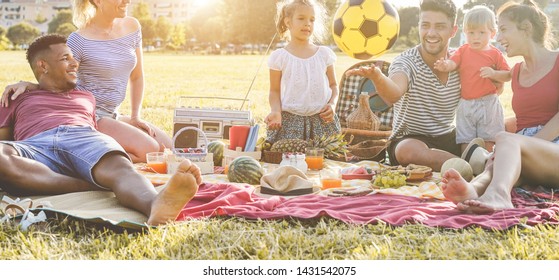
[{"x1": 173, "y1": 96, "x2": 253, "y2": 148}]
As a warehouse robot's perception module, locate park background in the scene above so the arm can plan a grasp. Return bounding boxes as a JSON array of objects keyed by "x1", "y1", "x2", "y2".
[{"x1": 0, "y1": 0, "x2": 558, "y2": 260}]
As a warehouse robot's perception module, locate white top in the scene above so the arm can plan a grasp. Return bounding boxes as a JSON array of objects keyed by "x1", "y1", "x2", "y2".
[{"x1": 268, "y1": 46, "x2": 336, "y2": 116}]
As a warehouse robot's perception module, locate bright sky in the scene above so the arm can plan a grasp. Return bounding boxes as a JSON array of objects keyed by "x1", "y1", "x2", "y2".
[{"x1": 391, "y1": 0, "x2": 467, "y2": 8}]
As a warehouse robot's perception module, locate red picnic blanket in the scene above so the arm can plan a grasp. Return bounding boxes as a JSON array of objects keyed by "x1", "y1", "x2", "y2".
[{"x1": 177, "y1": 183, "x2": 559, "y2": 230}]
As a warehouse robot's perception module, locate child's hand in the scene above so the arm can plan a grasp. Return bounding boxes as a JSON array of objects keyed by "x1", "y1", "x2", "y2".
[
  {"x1": 265, "y1": 112, "x2": 282, "y2": 130},
  {"x1": 319, "y1": 104, "x2": 335, "y2": 123},
  {"x1": 479, "y1": 66, "x2": 495, "y2": 79},
  {"x1": 433, "y1": 58, "x2": 450, "y2": 72},
  {"x1": 345, "y1": 66, "x2": 380, "y2": 79}
]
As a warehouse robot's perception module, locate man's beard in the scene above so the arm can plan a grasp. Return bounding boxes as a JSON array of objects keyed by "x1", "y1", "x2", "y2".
[{"x1": 64, "y1": 81, "x2": 77, "y2": 91}]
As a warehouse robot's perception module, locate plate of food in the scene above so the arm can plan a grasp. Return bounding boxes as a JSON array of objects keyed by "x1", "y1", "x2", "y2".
[
  {"x1": 383, "y1": 164, "x2": 433, "y2": 181},
  {"x1": 341, "y1": 166, "x2": 374, "y2": 180}
]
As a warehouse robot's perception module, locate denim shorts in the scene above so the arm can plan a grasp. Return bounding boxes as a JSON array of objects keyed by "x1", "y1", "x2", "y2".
[
  {"x1": 1, "y1": 125, "x2": 129, "y2": 190},
  {"x1": 95, "y1": 108, "x2": 119, "y2": 121},
  {"x1": 517, "y1": 125, "x2": 559, "y2": 144}
]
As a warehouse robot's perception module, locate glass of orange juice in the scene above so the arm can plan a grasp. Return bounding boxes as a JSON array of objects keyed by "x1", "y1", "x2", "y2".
[
  {"x1": 146, "y1": 152, "x2": 167, "y2": 174},
  {"x1": 320, "y1": 168, "x2": 342, "y2": 189},
  {"x1": 305, "y1": 148, "x2": 324, "y2": 170}
]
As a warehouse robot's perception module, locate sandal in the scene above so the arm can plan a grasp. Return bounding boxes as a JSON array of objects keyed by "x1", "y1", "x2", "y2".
[
  {"x1": 1, "y1": 195, "x2": 51, "y2": 217},
  {"x1": 19, "y1": 210, "x2": 47, "y2": 231}
]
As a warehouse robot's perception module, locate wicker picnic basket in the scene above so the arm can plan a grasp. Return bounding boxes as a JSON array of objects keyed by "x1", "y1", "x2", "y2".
[
  {"x1": 262, "y1": 150, "x2": 283, "y2": 164},
  {"x1": 346, "y1": 139, "x2": 388, "y2": 162},
  {"x1": 334, "y1": 60, "x2": 394, "y2": 163},
  {"x1": 346, "y1": 93, "x2": 380, "y2": 131}
]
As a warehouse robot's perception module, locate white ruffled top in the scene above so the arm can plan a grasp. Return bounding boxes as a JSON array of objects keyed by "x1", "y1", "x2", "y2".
[{"x1": 268, "y1": 46, "x2": 336, "y2": 116}]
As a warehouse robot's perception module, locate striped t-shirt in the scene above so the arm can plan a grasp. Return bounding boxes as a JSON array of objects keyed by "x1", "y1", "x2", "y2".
[
  {"x1": 67, "y1": 30, "x2": 142, "y2": 116},
  {"x1": 388, "y1": 46, "x2": 461, "y2": 139}
]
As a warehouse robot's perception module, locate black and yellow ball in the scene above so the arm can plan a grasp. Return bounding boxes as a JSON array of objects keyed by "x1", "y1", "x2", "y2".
[{"x1": 332, "y1": 0, "x2": 400, "y2": 60}]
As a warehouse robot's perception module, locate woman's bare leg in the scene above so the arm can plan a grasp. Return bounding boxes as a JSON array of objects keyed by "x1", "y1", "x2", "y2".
[
  {"x1": 97, "y1": 117, "x2": 161, "y2": 163},
  {"x1": 461, "y1": 132, "x2": 559, "y2": 213},
  {"x1": 119, "y1": 115, "x2": 173, "y2": 151}
]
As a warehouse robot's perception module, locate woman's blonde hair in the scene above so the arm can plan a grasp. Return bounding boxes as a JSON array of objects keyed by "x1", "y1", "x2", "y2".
[
  {"x1": 497, "y1": 0, "x2": 555, "y2": 49},
  {"x1": 72, "y1": 0, "x2": 98, "y2": 28},
  {"x1": 463, "y1": 5, "x2": 496, "y2": 32},
  {"x1": 275, "y1": 0, "x2": 327, "y2": 43}
]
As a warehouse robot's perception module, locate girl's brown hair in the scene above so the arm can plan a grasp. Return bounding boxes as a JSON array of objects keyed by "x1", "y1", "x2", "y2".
[
  {"x1": 497, "y1": 0, "x2": 555, "y2": 49},
  {"x1": 275, "y1": 0, "x2": 327, "y2": 43}
]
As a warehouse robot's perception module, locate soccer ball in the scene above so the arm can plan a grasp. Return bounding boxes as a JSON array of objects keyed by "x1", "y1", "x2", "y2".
[{"x1": 332, "y1": 0, "x2": 400, "y2": 60}]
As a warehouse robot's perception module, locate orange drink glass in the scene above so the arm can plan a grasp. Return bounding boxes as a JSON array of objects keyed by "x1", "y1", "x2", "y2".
[
  {"x1": 320, "y1": 168, "x2": 342, "y2": 189},
  {"x1": 305, "y1": 148, "x2": 324, "y2": 170},
  {"x1": 147, "y1": 152, "x2": 167, "y2": 174}
]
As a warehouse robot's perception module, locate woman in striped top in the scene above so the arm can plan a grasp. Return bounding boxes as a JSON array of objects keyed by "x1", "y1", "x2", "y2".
[{"x1": 1, "y1": 0, "x2": 172, "y2": 163}]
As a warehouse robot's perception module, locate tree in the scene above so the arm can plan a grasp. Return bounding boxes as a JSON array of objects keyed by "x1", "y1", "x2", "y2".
[
  {"x1": 132, "y1": 1, "x2": 151, "y2": 19},
  {"x1": 35, "y1": 13, "x2": 48, "y2": 24},
  {"x1": 133, "y1": 2, "x2": 156, "y2": 47},
  {"x1": 139, "y1": 18, "x2": 156, "y2": 46},
  {"x1": 0, "y1": 26, "x2": 7, "y2": 50},
  {"x1": 182, "y1": 21, "x2": 195, "y2": 42},
  {"x1": 7, "y1": 22, "x2": 40, "y2": 49},
  {"x1": 48, "y1": 9, "x2": 75, "y2": 34},
  {"x1": 155, "y1": 16, "x2": 173, "y2": 45},
  {"x1": 398, "y1": 7, "x2": 419, "y2": 38},
  {"x1": 190, "y1": 0, "x2": 221, "y2": 43},
  {"x1": 56, "y1": 22, "x2": 77, "y2": 37},
  {"x1": 219, "y1": 0, "x2": 276, "y2": 44},
  {"x1": 200, "y1": 17, "x2": 224, "y2": 43},
  {"x1": 322, "y1": 0, "x2": 341, "y2": 45},
  {"x1": 463, "y1": 0, "x2": 548, "y2": 11},
  {"x1": 168, "y1": 24, "x2": 187, "y2": 50}
]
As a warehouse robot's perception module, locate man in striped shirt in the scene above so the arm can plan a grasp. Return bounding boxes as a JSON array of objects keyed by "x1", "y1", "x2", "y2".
[{"x1": 346, "y1": 0, "x2": 461, "y2": 171}]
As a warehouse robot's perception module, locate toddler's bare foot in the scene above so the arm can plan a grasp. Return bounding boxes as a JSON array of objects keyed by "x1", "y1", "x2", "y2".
[
  {"x1": 440, "y1": 168, "x2": 479, "y2": 204},
  {"x1": 147, "y1": 160, "x2": 200, "y2": 226}
]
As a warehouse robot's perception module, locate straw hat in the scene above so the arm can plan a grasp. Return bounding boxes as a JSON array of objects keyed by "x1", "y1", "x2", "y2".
[
  {"x1": 254, "y1": 166, "x2": 320, "y2": 199},
  {"x1": 461, "y1": 138, "x2": 490, "y2": 176}
]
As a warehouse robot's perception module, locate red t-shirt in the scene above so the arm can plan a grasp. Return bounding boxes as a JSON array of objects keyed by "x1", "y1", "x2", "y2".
[
  {"x1": 511, "y1": 55, "x2": 559, "y2": 131},
  {"x1": 0, "y1": 89, "x2": 97, "y2": 141},
  {"x1": 450, "y1": 44, "x2": 510, "y2": 100}
]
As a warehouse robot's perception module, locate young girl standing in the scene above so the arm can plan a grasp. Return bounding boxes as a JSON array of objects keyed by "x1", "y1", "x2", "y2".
[{"x1": 265, "y1": 0, "x2": 341, "y2": 143}]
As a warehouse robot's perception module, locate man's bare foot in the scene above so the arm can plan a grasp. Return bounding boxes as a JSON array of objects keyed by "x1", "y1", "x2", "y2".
[
  {"x1": 441, "y1": 168, "x2": 479, "y2": 204},
  {"x1": 457, "y1": 192, "x2": 514, "y2": 214},
  {"x1": 147, "y1": 160, "x2": 201, "y2": 226}
]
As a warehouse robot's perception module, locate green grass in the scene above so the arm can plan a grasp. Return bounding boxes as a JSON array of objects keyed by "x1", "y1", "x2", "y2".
[{"x1": 0, "y1": 51, "x2": 555, "y2": 260}]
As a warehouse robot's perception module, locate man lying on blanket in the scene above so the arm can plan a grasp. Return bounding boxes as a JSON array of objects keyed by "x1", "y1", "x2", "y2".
[{"x1": 0, "y1": 34, "x2": 201, "y2": 226}]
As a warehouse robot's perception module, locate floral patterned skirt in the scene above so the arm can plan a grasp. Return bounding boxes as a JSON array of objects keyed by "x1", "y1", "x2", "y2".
[{"x1": 266, "y1": 111, "x2": 341, "y2": 143}]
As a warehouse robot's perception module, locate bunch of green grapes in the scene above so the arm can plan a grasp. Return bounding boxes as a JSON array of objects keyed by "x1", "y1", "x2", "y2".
[{"x1": 373, "y1": 170, "x2": 407, "y2": 189}]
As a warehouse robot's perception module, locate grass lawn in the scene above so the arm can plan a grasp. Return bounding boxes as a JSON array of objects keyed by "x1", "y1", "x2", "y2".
[{"x1": 0, "y1": 51, "x2": 557, "y2": 261}]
